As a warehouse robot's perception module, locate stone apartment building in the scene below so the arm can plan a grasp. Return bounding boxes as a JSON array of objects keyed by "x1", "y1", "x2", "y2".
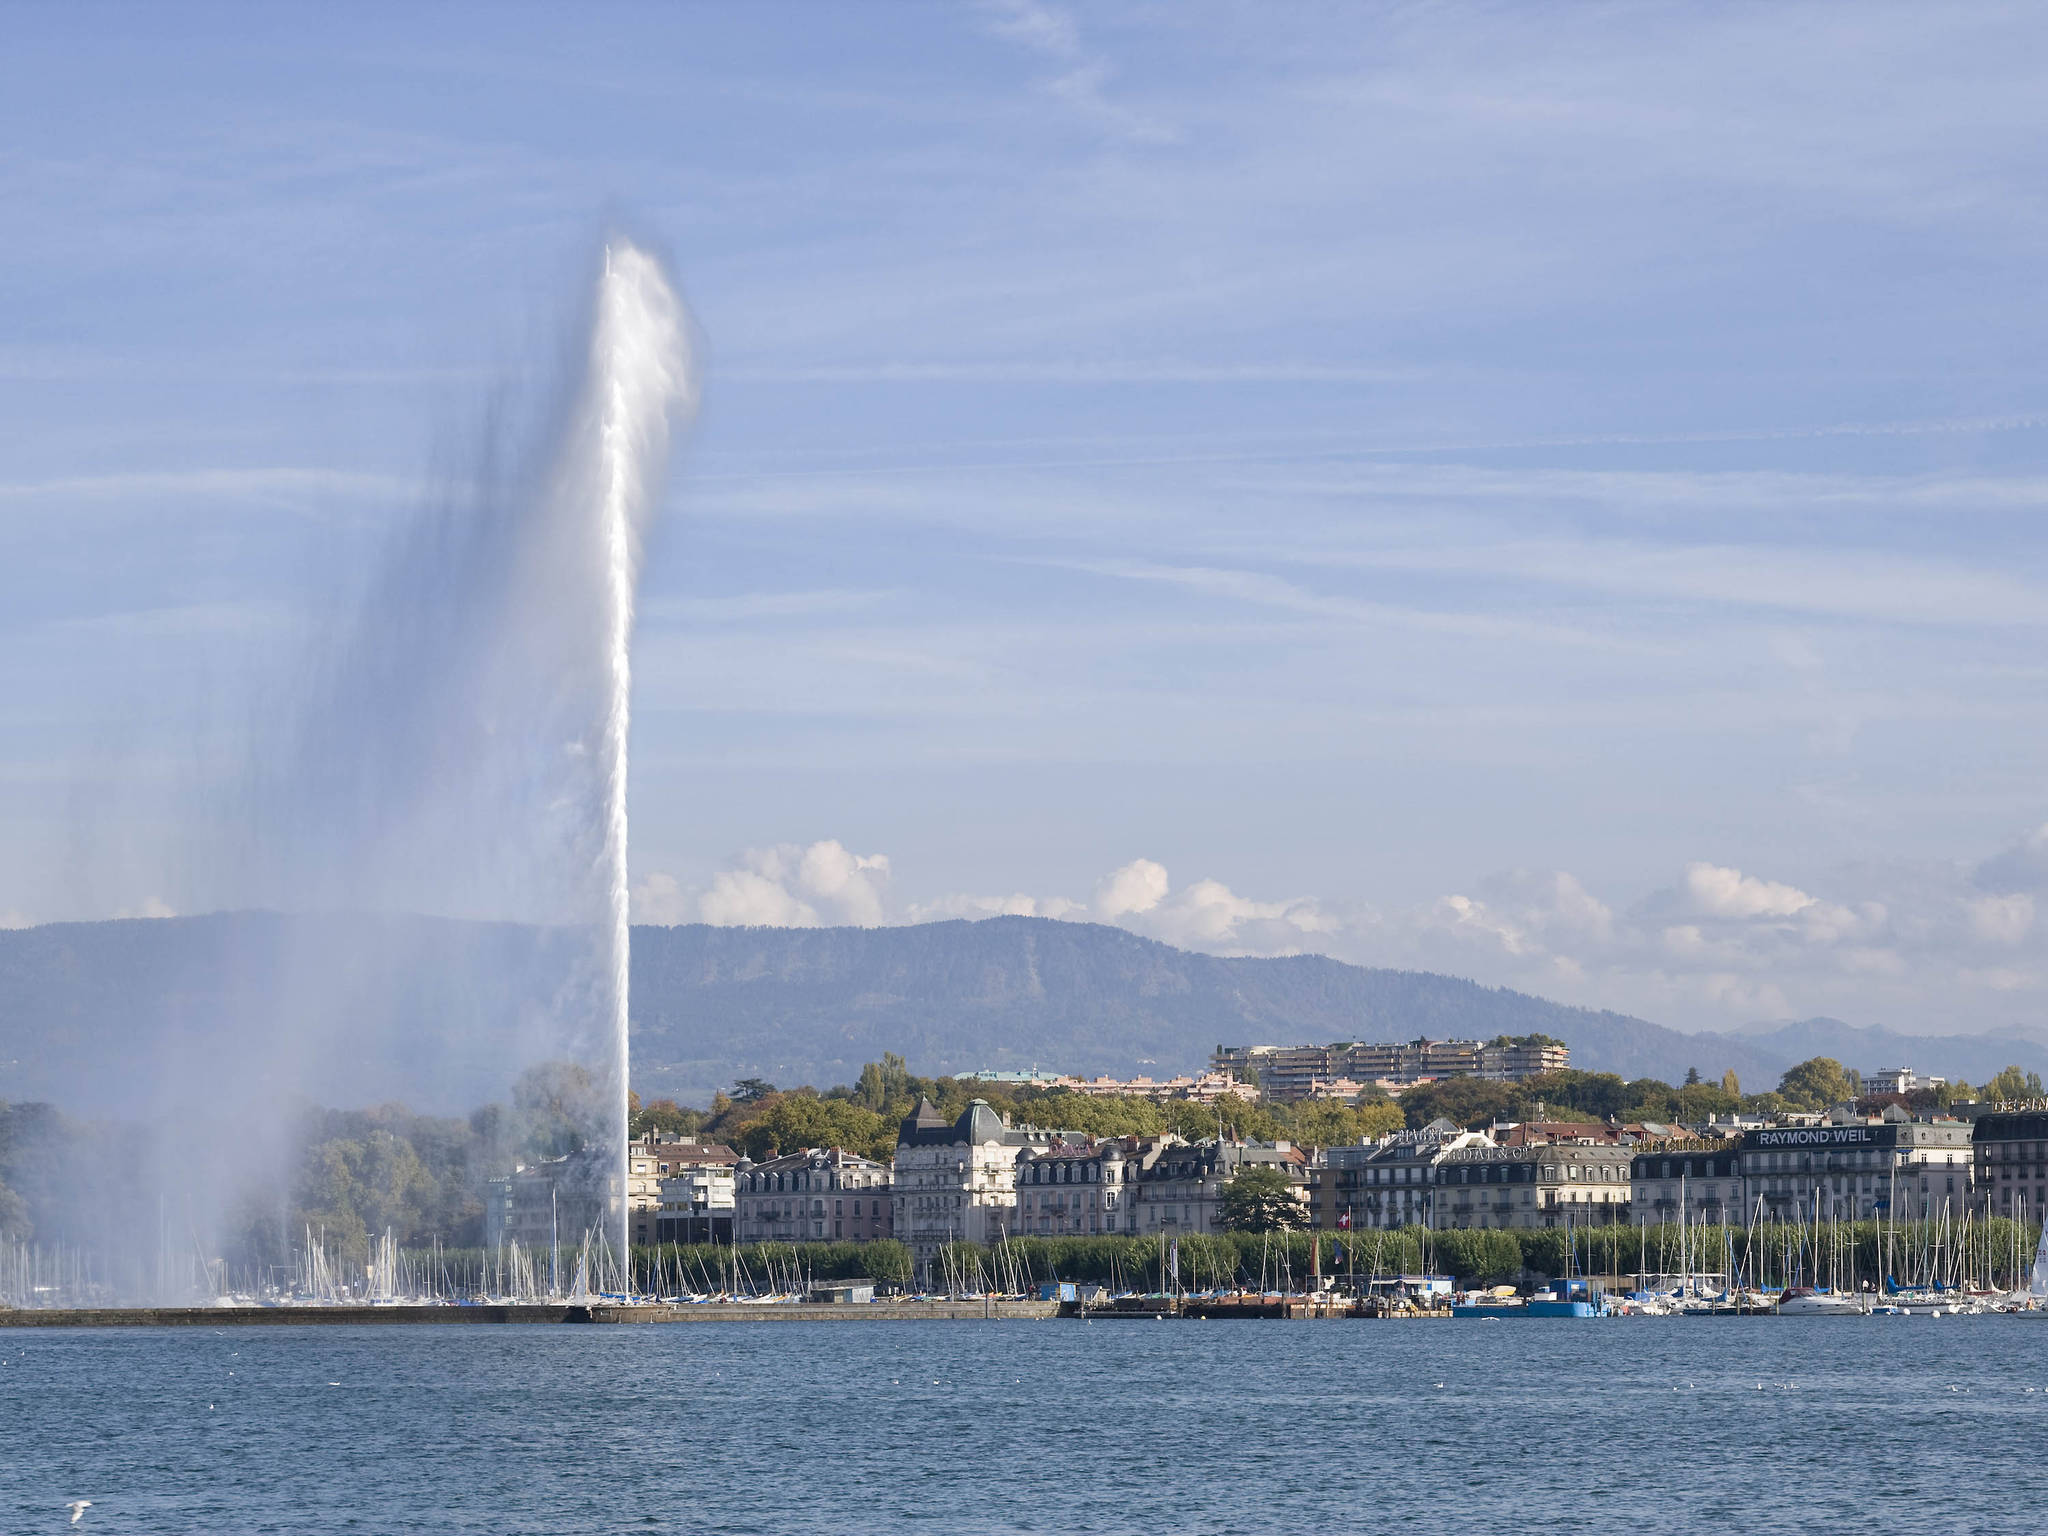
[
  {"x1": 1013, "y1": 1136, "x2": 1155, "y2": 1237},
  {"x1": 1129, "y1": 1139, "x2": 1307, "y2": 1235},
  {"x1": 627, "y1": 1134, "x2": 738, "y2": 1246},
  {"x1": 1431, "y1": 1138, "x2": 1634, "y2": 1231},
  {"x1": 732, "y1": 1147, "x2": 893, "y2": 1245},
  {"x1": 1974, "y1": 1106, "x2": 2048, "y2": 1219},
  {"x1": 1737, "y1": 1113, "x2": 1973, "y2": 1222},
  {"x1": 1326, "y1": 1119, "x2": 1496, "y2": 1231},
  {"x1": 892, "y1": 1098, "x2": 1056, "y2": 1275},
  {"x1": 484, "y1": 1147, "x2": 612, "y2": 1253},
  {"x1": 1630, "y1": 1140, "x2": 1743, "y2": 1226}
]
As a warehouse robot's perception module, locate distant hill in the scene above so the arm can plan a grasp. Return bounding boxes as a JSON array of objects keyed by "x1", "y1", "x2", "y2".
[
  {"x1": 1732, "y1": 1016, "x2": 2048, "y2": 1090},
  {"x1": 3, "y1": 912, "x2": 2043, "y2": 1112},
  {"x1": 625, "y1": 916, "x2": 1795, "y2": 1102}
]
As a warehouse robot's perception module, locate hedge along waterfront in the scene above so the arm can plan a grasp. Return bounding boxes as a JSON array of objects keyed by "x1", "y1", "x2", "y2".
[
  {"x1": 874, "y1": 1217, "x2": 2042, "y2": 1292},
  {"x1": 417, "y1": 1217, "x2": 2039, "y2": 1294}
]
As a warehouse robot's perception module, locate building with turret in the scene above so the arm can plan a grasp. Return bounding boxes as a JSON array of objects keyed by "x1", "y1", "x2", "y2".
[{"x1": 891, "y1": 1097, "x2": 1053, "y2": 1280}]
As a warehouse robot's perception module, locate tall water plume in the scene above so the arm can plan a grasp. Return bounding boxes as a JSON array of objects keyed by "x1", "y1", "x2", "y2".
[
  {"x1": 586, "y1": 243, "x2": 694, "y2": 1264},
  {"x1": 126, "y1": 237, "x2": 701, "y2": 1294}
]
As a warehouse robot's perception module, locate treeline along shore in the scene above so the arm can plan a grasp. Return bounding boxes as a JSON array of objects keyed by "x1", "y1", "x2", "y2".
[{"x1": 381, "y1": 1217, "x2": 2042, "y2": 1296}]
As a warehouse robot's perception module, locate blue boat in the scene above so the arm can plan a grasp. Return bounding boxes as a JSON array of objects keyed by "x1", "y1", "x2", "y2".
[{"x1": 1453, "y1": 1278, "x2": 1612, "y2": 1318}]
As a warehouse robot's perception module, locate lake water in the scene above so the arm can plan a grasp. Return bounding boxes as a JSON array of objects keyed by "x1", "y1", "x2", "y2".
[{"x1": 4, "y1": 1317, "x2": 2046, "y2": 1533}]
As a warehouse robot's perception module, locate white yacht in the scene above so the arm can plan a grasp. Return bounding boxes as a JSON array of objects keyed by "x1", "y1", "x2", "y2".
[{"x1": 1776, "y1": 1286, "x2": 1868, "y2": 1316}]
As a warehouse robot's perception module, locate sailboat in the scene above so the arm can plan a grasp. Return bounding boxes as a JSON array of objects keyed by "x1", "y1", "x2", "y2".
[
  {"x1": 2003, "y1": 1222, "x2": 2048, "y2": 1315},
  {"x1": 1775, "y1": 1185, "x2": 1869, "y2": 1314}
]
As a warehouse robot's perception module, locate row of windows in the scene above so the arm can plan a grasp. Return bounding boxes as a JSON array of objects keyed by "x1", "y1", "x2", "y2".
[
  {"x1": 740, "y1": 1197, "x2": 886, "y2": 1216},
  {"x1": 1743, "y1": 1148, "x2": 1964, "y2": 1174},
  {"x1": 737, "y1": 1169, "x2": 884, "y2": 1194},
  {"x1": 1631, "y1": 1158, "x2": 1736, "y2": 1179},
  {"x1": 1023, "y1": 1161, "x2": 1125, "y2": 1185},
  {"x1": 1021, "y1": 1191, "x2": 1114, "y2": 1210}
]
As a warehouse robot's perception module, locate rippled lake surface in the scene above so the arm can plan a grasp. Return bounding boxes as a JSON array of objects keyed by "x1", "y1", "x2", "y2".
[{"x1": 5, "y1": 1316, "x2": 2048, "y2": 1533}]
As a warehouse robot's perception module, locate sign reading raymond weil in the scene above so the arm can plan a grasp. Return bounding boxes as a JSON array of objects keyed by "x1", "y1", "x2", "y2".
[{"x1": 1746, "y1": 1126, "x2": 1897, "y2": 1149}]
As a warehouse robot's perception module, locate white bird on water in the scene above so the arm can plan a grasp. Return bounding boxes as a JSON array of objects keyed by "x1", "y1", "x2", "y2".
[{"x1": 66, "y1": 1501, "x2": 91, "y2": 1525}]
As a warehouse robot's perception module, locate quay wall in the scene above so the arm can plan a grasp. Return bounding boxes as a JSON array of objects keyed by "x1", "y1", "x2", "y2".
[{"x1": 0, "y1": 1300, "x2": 1060, "y2": 1328}]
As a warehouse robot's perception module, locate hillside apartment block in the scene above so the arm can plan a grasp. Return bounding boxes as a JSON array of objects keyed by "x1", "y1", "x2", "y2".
[{"x1": 1213, "y1": 1037, "x2": 1570, "y2": 1101}]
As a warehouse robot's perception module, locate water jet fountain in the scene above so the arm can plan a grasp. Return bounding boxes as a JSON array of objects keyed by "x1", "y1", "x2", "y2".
[{"x1": 235, "y1": 236, "x2": 696, "y2": 1298}]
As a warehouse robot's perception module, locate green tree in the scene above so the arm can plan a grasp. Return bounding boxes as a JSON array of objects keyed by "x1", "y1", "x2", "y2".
[
  {"x1": 0, "y1": 1175, "x2": 26, "y2": 1239},
  {"x1": 848, "y1": 1053, "x2": 912, "y2": 1114},
  {"x1": 1433, "y1": 1227, "x2": 1523, "y2": 1285},
  {"x1": 1285, "y1": 1098, "x2": 1399, "y2": 1148},
  {"x1": 1985, "y1": 1065, "x2": 2046, "y2": 1102},
  {"x1": 292, "y1": 1129, "x2": 432, "y2": 1261},
  {"x1": 511, "y1": 1061, "x2": 605, "y2": 1158},
  {"x1": 1620, "y1": 1078, "x2": 1681, "y2": 1121},
  {"x1": 1162, "y1": 1098, "x2": 1284, "y2": 1143},
  {"x1": 725, "y1": 1092, "x2": 895, "y2": 1162},
  {"x1": 1777, "y1": 1057, "x2": 1856, "y2": 1111},
  {"x1": 1675, "y1": 1082, "x2": 1741, "y2": 1122},
  {"x1": 628, "y1": 1095, "x2": 706, "y2": 1139},
  {"x1": 1220, "y1": 1165, "x2": 1305, "y2": 1232},
  {"x1": 1010, "y1": 1091, "x2": 1167, "y2": 1139},
  {"x1": 730, "y1": 1078, "x2": 777, "y2": 1104},
  {"x1": 1400, "y1": 1073, "x2": 1531, "y2": 1138},
  {"x1": 1522, "y1": 1070, "x2": 1631, "y2": 1121},
  {"x1": 1721, "y1": 1069, "x2": 1740, "y2": 1097},
  {"x1": 1400, "y1": 1078, "x2": 1526, "y2": 1130}
]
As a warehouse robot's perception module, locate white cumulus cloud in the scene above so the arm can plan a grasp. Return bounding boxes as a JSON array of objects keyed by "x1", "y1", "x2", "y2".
[
  {"x1": 1683, "y1": 862, "x2": 1816, "y2": 919},
  {"x1": 646, "y1": 840, "x2": 893, "y2": 929},
  {"x1": 699, "y1": 867, "x2": 822, "y2": 928},
  {"x1": 629, "y1": 871, "x2": 690, "y2": 926},
  {"x1": 1094, "y1": 858, "x2": 1169, "y2": 919},
  {"x1": 1969, "y1": 892, "x2": 2035, "y2": 946},
  {"x1": 905, "y1": 892, "x2": 1086, "y2": 921}
]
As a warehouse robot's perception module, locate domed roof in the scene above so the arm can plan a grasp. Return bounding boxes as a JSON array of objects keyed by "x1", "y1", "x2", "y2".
[{"x1": 958, "y1": 1099, "x2": 1007, "y2": 1144}]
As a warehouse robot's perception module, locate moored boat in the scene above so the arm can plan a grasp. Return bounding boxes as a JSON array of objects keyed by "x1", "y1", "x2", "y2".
[
  {"x1": 1775, "y1": 1286, "x2": 1867, "y2": 1315},
  {"x1": 1453, "y1": 1278, "x2": 1611, "y2": 1318}
]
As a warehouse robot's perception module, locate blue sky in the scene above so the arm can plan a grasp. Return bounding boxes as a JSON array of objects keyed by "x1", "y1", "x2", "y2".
[{"x1": 5, "y1": 2, "x2": 2048, "y2": 1037}]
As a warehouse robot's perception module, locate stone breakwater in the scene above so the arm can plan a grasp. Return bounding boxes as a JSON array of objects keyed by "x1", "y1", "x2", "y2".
[{"x1": 0, "y1": 1300, "x2": 1060, "y2": 1327}]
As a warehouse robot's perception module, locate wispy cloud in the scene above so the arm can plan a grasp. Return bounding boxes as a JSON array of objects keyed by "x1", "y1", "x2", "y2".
[
  {"x1": 977, "y1": 0, "x2": 1174, "y2": 144},
  {"x1": 0, "y1": 468, "x2": 418, "y2": 505},
  {"x1": 640, "y1": 589, "x2": 899, "y2": 626},
  {"x1": 721, "y1": 360, "x2": 1419, "y2": 384},
  {"x1": 1062, "y1": 559, "x2": 1630, "y2": 649},
  {"x1": 1290, "y1": 539, "x2": 2048, "y2": 629}
]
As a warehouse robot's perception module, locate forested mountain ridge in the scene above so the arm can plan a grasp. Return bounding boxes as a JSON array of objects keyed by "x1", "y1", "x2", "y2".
[
  {"x1": 625, "y1": 916, "x2": 1793, "y2": 1101},
  {"x1": 3, "y1": 912, "x2": 2040, "y2": 1111}
]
